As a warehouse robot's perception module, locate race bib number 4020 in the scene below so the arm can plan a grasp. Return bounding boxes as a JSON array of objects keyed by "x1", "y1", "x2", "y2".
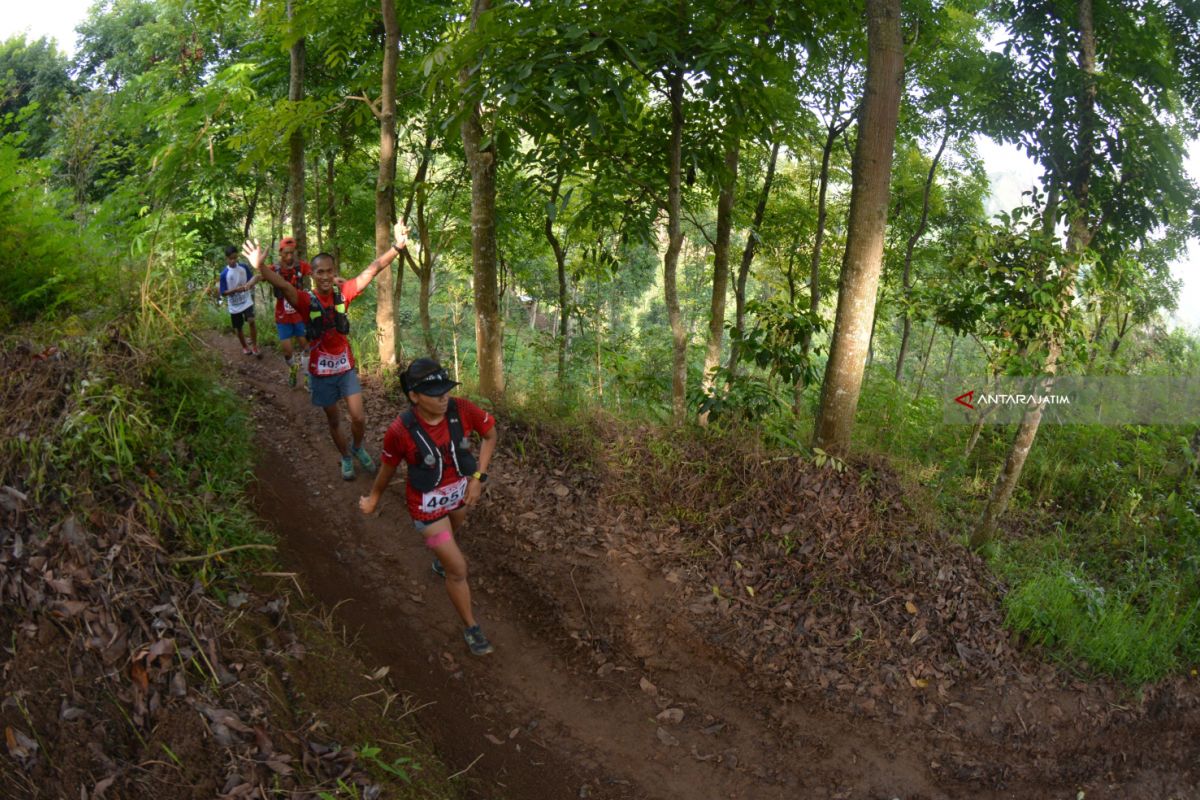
[
  {"x1": 314, "y1": 350, "x2": 350, "y2": 375},
  {"x1": 421, "y1": 478, "x2": 468, "y2": 513}
]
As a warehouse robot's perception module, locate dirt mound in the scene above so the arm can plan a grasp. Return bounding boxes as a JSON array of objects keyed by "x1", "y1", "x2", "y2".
[
  {"x1": 0, "y1": 340, "x2": 449, "y2": 798},
  {"x1": 475, "y1": 412, "x2": 1200, "y2": 794}
]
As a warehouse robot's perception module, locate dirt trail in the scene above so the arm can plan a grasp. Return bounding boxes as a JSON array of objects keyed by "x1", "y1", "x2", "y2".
[{"x1": 213, "y1": 333, "x2": 1199, "y2": 800}]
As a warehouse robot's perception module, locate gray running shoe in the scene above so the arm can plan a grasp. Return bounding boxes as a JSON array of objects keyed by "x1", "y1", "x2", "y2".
[{"x1": 463, "y1": 625, "x2": 494, "y2": 656}]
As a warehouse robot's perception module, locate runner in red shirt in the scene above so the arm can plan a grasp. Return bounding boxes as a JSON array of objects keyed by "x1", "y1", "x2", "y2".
[
  {"x1": 242, "y1": 221, "x2": 409, "y2": 481},
  {"x1": 271, "y1": 237, "x2": 312, "y2": 387},
  {"x1": 359, "y1": 358, "x2": 498, "y2": 656}
]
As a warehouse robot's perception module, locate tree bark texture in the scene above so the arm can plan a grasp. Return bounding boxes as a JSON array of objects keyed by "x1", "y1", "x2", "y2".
[
  {"x1": 664, "y1": 65, "x2": 687, "y2": 422},
  {"x1": 812, "y1": 0, "x2": 904, "y2": 455},
  {"x1": 702, "y1": 140, "x2": 739, "y2": 402},
  {"x1": 375, "y1": 0, "x2": 400, "y2": 370},
  {"x1": 460, "y1": 0, "x2": 504, "y2": 399}
]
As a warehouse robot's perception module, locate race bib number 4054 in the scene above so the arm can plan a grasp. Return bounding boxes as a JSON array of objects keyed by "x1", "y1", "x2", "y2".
[
  {"x1": 421, "y1": 478, "x2": 468, "y2": 513},
  {"x1": 314, "y1": 350, "x2": 350, "y2": 375}
]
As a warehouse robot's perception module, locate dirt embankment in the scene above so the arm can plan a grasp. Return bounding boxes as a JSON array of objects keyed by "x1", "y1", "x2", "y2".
[{"x1": 0, "y1": 339, "x2": 461, "y2": 799}]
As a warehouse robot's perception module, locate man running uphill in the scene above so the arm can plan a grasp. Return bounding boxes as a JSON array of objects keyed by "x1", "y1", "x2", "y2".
[
  {"x1": 359, "y1": 358, "x2": 498, "y2": 656},
  {"x1": 242, "y1": 221, "x2": 409, "y2": 481}
]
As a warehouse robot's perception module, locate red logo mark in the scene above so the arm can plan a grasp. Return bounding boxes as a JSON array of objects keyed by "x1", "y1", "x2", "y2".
[{"x1": 955, "y1": 390, "x2": 975, "y2": 410}]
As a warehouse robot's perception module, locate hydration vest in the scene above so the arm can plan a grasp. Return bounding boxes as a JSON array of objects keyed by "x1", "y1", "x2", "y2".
[
  {"x1": 401, "y1": 398, "x2": 478, "y2": 492},
  {"x1": 272, "y1": 264, "x2": 305, "y2": 300},
  {"x1": 304, "y1": 289, "x2": 350, "y2": 342}
]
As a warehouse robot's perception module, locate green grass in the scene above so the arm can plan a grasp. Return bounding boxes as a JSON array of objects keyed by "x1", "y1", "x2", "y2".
[{"x1": 1000, "y1": 561, "x2": 1200, "y2": 683}]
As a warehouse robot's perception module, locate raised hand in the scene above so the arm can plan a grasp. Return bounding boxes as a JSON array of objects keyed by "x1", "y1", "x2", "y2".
[
  {"x1": 392, "y1": 219, "x2": 409, "y2": 250},
  {"x1": 242, "y1": 239, "x2": 267, "y2": 269}
]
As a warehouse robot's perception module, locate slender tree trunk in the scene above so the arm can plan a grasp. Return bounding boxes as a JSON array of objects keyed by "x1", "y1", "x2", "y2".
[
  {"x1": 313, "y1": 152, "x2": 324, "y2": 252},
  {"x1": 460, "y1": 0, "x2": 503, "y2": 399},
  {"x1": 912, "y1": 325, "x2": 937, "y2": 399},
  {"x1": 664, "y1": 65, "x2": 687, "y2": 422},
  {"x1": 895, "y1": 123, "x2": 950, "y2": 382},
  {"x1": 812, "y1": 0, "x2": 904, "y2": 455},
  {"x1": 544, "y1": 173, "x2": 570, "y2": 383},
  {"x1": 800, "y1": 118, "x2": 846, "y2": 378},
  {"x1": 701, "y1": 140, "x2": 739, "y2": 416},
  {"x1": 1085, "y1": 307, "x2": 1109, "y2": 370},
  {"x1": 326, "y1": 150, "x2": 337, "y2": 256},
  {"x1": 417, "y1": 196, "x2": 437, "y2": 359},
  {"x1": 373, "y1": 0, "x2": 400, "y2": 371},
  {"x1": 286, "y1": 0, "x2": 307, "y2": 259},
  {"x1": 975, "y1": 0, "x2": 1096, "y2": 548},
  {"x1": 941, "y1": 334, "x2": 957, "y2": 383},
  {"x1": 243, "y1": 179, "x2": 261, "y2": 241},
  {"x1": 729, "y1": 139, "x2": 780, "y2": 374}
]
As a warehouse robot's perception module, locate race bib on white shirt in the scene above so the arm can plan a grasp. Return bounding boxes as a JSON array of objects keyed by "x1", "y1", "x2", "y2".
[
  {"x1": 313, "y1": 349, "x2": 350, "y2": 375},
  {"x1": 421, "y1": 478, "x2": 468, "y2": 514}
]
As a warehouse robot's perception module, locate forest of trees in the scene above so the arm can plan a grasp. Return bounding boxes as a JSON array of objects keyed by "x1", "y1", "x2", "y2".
[{"x1": 3, "y1": 0, "x2": 1199, "y2": 683}]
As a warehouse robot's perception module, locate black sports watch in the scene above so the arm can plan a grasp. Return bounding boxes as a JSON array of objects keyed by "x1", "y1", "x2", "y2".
[{"x1": 471, "y1": 471, "x2": 488, "y2": 483}]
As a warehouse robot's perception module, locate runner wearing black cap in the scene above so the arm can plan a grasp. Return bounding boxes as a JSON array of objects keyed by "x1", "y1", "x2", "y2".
[{"x1": 358, "y1": 357, "x2": 498, "y2": 656}]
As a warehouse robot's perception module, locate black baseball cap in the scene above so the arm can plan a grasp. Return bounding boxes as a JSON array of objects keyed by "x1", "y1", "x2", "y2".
[{"x1": 403, "y1": 358, "x2": 459, "y2": 396}]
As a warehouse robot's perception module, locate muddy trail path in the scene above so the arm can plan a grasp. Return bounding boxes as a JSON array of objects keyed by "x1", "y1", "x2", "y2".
[{"x1": 212, "y1": 333, "x2": 1199, "y2": 800}]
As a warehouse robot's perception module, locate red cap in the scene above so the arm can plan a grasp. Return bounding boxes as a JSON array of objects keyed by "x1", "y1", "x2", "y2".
[{"x1": 279, "y1": 237, "x2": 297, "y2": 250}]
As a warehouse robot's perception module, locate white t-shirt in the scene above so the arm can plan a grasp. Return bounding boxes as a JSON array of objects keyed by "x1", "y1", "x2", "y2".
[{"x1": 220, "y1": 262, "x2": 255, "y2": 314}]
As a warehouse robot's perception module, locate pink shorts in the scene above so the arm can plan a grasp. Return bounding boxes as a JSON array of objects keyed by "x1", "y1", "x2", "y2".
[{"x1": 413, "y1": 517, "x2": 453, "y2": 549}]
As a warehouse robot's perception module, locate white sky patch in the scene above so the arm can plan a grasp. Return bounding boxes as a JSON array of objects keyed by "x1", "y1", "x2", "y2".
[
  {"x1": 976, "y1": 134, "x2": 1200, "y2": 332},
  {"x1": 0, "y1": 1, "x2": 92, "y2": 56}
]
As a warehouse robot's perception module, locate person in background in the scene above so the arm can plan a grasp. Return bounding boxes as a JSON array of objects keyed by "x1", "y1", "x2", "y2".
[
  {"x1": 242, "y1": 221, "x2": 408, "y2": 480},
  {"x1": 271, "y1": 236, "x2": 311, "y2": 387},
  {"x1": 219, "y1": 244, "x2": 260, "y2": 357}
]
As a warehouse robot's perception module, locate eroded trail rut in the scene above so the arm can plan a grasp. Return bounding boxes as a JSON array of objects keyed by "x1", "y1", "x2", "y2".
[{"x1": 214, "y1": 333, "x2": 1198, "y2": 800}]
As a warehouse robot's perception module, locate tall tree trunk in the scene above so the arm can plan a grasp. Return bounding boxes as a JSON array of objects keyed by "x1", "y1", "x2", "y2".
[
  {"x1": 544, "y1": 173, "x2": 569, "y2": 383},
  {"x1": 701, "y1": 140, "x2": 739, "y2": 414},
  {"x1": 664, "y1": 64, "x2": 687, "y2": 422},
  {"x1": 460, "y1": 0, "x2": 503, "y2": 399},
  {"x1": 375, "y1": 0, "x2": 400, "y2": 371},
  {"x1": 895, "y1": 122, "x2": 951, "y2": 382},
  {"x1": 286, "y1": 0, "x2": 307, "y2": 259},
  {"x1": 729, "y1": 139, "x2": 780, "y2": 375},
  {"x1": 975, "y1": 0, "x2": 1096, "y2": 548},
  {"x1": 812, "y1": 0, "x2": 904, "y2": 455}
]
